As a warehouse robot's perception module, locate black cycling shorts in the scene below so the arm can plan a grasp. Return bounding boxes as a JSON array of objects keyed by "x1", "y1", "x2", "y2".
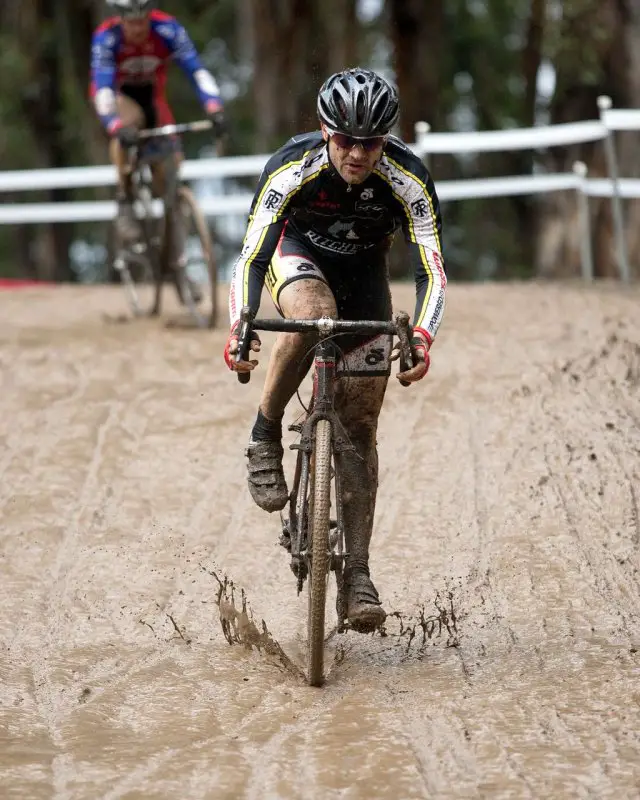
[{"x1": 264, "y1": 226, "x2": 393, "y2": 377}]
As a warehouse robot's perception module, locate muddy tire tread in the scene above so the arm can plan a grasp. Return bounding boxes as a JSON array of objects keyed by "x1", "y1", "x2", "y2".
[{"x1": 307, "y1": 419, "x2": 331, "y2": 686}]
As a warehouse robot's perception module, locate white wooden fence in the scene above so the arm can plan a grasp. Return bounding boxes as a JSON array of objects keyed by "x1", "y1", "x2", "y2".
[{"x1": 1, "y1": 95, "x2": 638, "y2": 282}]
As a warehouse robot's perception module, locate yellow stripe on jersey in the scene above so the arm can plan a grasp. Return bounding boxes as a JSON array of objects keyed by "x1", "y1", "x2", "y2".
[
  {"x1": 277, "y1": 163, "x2": 329, "y2": 219},
  {"x1": 251, "y1": 157, "x2": 303, "y2": 220},
  {"x1": 375, "y1": 166, "x2": 437, "y2": 327},
  {"x1": 243, "y1": 224, "x2": 270, "y2": 305},
  {"x1": 374, "y1": 166, "x2": 417, "y2": 241},
  {"x1": 251, "y1": 151, "x2": 327, "y2": 225},
  {"x1": 384, "y1": 155, "x2": 442, "y2": 252},
  {"x1": 239, "y1": 154, "x2": 328, "y2": 304},
  {"x1": 417, "y1": 244, "x2": 435, "y2": 326}
]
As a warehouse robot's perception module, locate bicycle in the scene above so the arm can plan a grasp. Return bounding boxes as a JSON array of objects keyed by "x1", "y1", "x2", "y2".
[
  {"x1": 235, "y1": 305, "x2": 416, "y2": 686},
  {"x1": 112, "y1": 119, "x2": 218, "y2": 328}
]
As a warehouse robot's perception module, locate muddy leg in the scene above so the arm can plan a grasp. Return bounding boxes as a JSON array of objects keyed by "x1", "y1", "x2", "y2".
[
  {"x1": 334, "y1": 375, "x2": 388, "y2": 572},
  {"x1": 259, "y1": 279, "x2": 337, "y2": 420},
  {"x1": 334, "y1": 374, "x2": 388, "y2": 630},
  {"x1": 110, "y1": 95, "x2": 145, "y2": 197},
  {"x1": 246, "y1": 278, "x2": 336, "y2": 513},
  {"x1": 111, "y1": 95, "x2": 145, "y2": 244}
]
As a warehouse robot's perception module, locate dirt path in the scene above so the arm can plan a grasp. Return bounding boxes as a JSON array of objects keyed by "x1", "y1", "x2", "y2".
[{"x1": 1, "y1": 281, "x2": 639, "y2": 799}]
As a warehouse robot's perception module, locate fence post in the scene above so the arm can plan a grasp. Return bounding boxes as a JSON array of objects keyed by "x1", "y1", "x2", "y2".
[
  {"x1": 597, "y1": 95, "x2": 631, "y2": 282},
  {"x1": 414, "y1": 120, "x2": 431, "y2": 171},
  {"x1": 572, "y1": 161, "x2": 594, "y2": 282}
]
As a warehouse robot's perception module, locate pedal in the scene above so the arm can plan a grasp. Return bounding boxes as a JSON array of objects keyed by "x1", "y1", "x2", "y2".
[
  {"x1": 279, "y1": 531, "x2": 292, "y2": 553},
  {"x1": 279, "y1": 514, "x2": 292, "y2": 553},
  {"x1": 291, "y1": 555, "x2": 308, "y2": 591}
]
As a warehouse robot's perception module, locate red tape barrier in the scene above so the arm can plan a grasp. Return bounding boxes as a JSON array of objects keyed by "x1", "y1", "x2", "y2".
[{"x1": 0, "y1": 279, "x2": 55, "y2": 290}]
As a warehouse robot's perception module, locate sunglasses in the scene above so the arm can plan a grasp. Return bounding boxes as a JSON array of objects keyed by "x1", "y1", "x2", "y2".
[{"x1": 328, "y1": 131, "x2": 386, "y2": 152}]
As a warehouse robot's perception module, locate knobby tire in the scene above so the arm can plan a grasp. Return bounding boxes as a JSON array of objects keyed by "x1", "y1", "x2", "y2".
[
  {"x1": 307, "y1": 418, "x2": 332, "y2": 686},
  {"x1": 177, "y1": 186, "x2": 218, "y2": 328},
  {"x1": 121, "y1": 184, "x2": 159, "y2": 317}
]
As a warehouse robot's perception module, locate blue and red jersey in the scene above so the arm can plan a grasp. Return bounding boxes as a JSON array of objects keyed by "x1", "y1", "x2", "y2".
[{"x1": 90, "y1": 10, "x2": 222, "y2": 133}]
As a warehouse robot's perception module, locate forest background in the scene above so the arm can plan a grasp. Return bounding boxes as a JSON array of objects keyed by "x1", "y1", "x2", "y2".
[{"x1": 1, "y1": 0, "x2": 638, "y2": 282}]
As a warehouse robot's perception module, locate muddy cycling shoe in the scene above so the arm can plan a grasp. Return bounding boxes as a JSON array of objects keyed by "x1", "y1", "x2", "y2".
[
  {"x1": 345, "y1": 569, "x2": 386, "y2": 633},
  {"x1": 115, "y1": 200, "x2": 142, "y2": 244},
  {"x1": 245, "y1": 439, "x2": 289, "y2": 513}
]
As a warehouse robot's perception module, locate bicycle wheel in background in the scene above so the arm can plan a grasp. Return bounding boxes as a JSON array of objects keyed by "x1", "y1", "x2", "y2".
[
  {"x1": 113, "y1": 182, "x2": 161, "y2": 317},
  {"x1": 307, "y1": 418, "x2": 332, "y2": 686},
  {"x1": 177, "y1": 185, "x2": 218, "y2": 328}
]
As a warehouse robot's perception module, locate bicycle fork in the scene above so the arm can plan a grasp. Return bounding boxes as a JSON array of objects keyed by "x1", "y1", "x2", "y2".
[{"x1": 279, "y1": 339, "x2": 352, "y2": 630}]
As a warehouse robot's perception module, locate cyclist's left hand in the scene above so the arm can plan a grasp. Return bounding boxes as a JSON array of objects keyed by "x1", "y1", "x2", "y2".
[{"x1": 392, "y1": 328, "x2": 431, "y2": 383}]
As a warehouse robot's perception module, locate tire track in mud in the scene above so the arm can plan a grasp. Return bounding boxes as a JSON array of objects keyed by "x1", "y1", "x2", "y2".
[
  {"x1": 1, "y1": 284, "x2": 640, "y2": 799},
  {"x1": 539, "y1": 332, "x2": 640, "y2": 641},
  {"x1": 6, "y1": 393, "x2": 126, "y2": 788},
  {"x1": 0, "y1": 319, "x2": 226, "y2": 797}
]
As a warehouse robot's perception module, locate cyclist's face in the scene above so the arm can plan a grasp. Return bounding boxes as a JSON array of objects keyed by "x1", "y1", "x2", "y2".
[
  {"x1": 122, "y1": 15, "x2": 150, "y2": 45},
  {"x1": 322, "y1": 125, "x2": 385, "y2": 184}
]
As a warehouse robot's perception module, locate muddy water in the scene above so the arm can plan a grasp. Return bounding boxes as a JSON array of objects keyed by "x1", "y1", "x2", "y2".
[{"x1": 1, "y1": 282, "x2": 639, "y2": 799}]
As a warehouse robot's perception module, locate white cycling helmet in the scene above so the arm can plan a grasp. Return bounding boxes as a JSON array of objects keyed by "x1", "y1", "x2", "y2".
[{"x1": 107, "y1": 0, "x2": 153, "y2": 17}]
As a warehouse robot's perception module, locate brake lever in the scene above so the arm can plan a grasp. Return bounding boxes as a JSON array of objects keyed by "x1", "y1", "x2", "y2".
[
  {"x1": 393, "y1": 311, "x2": 415, "y2": 388},
  {"x1": 235, "y1": 305, "x2": 254, "y2": 384}
]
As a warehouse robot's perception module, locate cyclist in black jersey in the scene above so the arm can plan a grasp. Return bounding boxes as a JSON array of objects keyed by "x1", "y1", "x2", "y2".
[{"x1": 224, "y1": 68, "x2": 447, "y2": 631}]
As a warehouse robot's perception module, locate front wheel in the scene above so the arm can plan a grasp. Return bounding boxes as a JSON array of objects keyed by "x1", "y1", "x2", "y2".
[
  {"x1": 113, "y1": 184, "x2": 160, "y2": 317},
  {"x1": 307, "y1": 418, "x2": 332, "y2": 686},
  {"x1": 176, "y1": 186, "x2": 218, "y2": 328}
]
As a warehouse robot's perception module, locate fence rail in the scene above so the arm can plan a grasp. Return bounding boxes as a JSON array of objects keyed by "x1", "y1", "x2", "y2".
[{"x1": 1, "y1": 95, "x2": 638, "y2": 282}]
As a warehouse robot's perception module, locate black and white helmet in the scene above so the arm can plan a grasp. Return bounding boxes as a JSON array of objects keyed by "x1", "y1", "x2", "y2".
[
  {"x1": 317, "y1": 68, "x2": 399, "y2": 138},
  {"x1": 107, "y1": 0, "x2": 153, "y2": 17}
]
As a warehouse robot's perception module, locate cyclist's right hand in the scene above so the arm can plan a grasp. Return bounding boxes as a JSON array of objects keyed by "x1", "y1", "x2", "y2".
[
  {"x1": 224, "y1": 323, "x2": 261, "y2": 372},
  {"x1": 115, "y1": 125, "x2": 139, "y2": 149}
]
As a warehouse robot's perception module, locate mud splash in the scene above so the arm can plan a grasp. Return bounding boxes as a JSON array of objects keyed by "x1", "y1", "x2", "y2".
[
  {"x1": 205, "y1": 556, "x2": 459, "y2": 683},
  {"x1": 203, "y1": 564, "x2": 305, "y2": 681},
  {"x1": 379, "y1": 591, "x2": 460, "y2": 651}
]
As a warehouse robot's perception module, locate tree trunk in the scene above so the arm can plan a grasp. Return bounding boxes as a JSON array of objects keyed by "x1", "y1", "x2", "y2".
[
  {"x1": 16, "y1": 0, "x2": 76, "y2": 281},
  {"x1": 321, "y1": 0, "x2": 358, "y2": 74},
  {"x1": 249, "y1": 0, "x2": 312, "y2": 149},
  {"x1": 511, "y1": 0, "x2": 546, "y2": 277},
  {"x1": 522, "y1": 0, "x2": 545, "y2": 130},
  {"x1": 388, "y1": 0, "x2": 445, "y2": 142},
  {"x1": 537, "y1": 0, "x2": 640, "y2": 279},
  {"x1": 249, "y1": 0, "x2": 361, "y2": 149},
  {"x1": 469, "y1": 0, "x2": 546, "y2": 279}
]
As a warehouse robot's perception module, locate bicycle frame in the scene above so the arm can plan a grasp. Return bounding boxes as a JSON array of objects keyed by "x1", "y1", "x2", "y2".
[
  {"x1": 235, "y1": 306, "x2": 416, "y2": 612},
  {"x1": 127, "y1": 130, "x2": 182, "y2": 314},
  {"x1": 113, "y1": 119, "x2": 217, "y2": 326},
  {"x1": 234, "y1": 306, "x2": 415, "y2": 680}
]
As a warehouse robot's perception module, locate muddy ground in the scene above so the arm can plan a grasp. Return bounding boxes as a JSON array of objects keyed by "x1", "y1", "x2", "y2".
[{"x1": 1, "y1": 281, "x2": 639, "y2": 799}]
